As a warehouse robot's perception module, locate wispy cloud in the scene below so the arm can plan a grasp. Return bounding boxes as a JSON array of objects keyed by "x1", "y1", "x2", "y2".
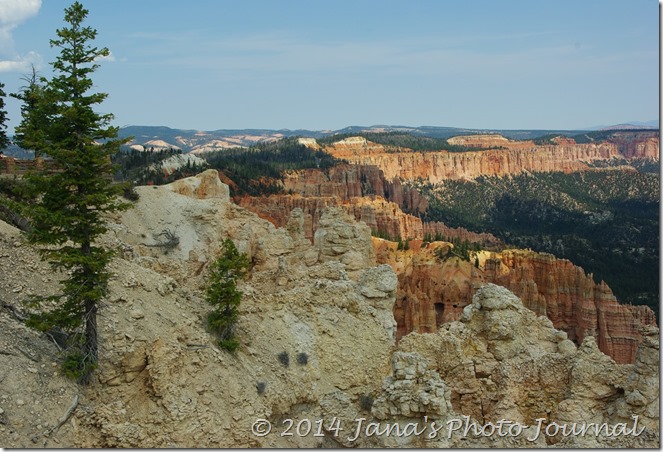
[
  {"x1": 0, "y1": 0, "x2": 42, "y2": 72},
  {"x1": 147, "y1": 30, "x2": 650, "y2": 84},
  {"x1": 0, "y1": 49, "x2": 40, "y2": 73}
]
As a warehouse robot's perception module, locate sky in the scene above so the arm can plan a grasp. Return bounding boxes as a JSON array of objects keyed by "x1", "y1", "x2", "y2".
[{"x1": 0, "y1": 0, "x2": 659, "y2": 132}]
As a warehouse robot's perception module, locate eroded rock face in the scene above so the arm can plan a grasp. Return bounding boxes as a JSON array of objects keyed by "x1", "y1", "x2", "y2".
[
  {"x1": 321, "y1": 134, "x2": 659, "y2": 183},
  {"x1": 330, "y1": 143, "x2": 619, "y2": 182},
  {"x1": 166, "y1": 168, "x2": 229, "y2": 199},
  {"x1": 608, "y1": 131, "x2": 659, "y2": 159},
  {"x1": 76, "y1": 174, "x2": 400, "y2": 448},
  {"x1": 372, "y1": 351, "x2": 452, "y2": 420},
  {"x1": 483, "y1": 250, "x2": 657, "y2": 364},
  {"x1": 394, "y1": 284, "x2": 659, "y2": 448},
  {"x1": 238, "y1": 194, "x2": 500, "y2": 247},
  {"x1": 314, "y1": 207, "x2": 376, "y2": 274},
  {"x1": 282, "y1": 164, "x2": 427, "y2": 211},
  {"x1": 377, "y1": 244, "x2": 656, "y2": 364}
]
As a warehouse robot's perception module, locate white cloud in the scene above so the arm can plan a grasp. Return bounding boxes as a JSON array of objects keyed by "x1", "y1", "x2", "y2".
[
  {"x1": 0, "y1": 0, "x2": 41, "y2": 24},
  {"x1": 0, "y1": 49, "x2": 41, "y2": 72},
  {"x1": 0, "y1": 0, "x2": 41, "y2": 70}
]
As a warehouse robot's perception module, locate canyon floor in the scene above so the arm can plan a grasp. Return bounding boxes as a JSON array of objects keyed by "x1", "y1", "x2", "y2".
[{"x1": 0, "y1": 170, "x2": 658, "y2": 448}]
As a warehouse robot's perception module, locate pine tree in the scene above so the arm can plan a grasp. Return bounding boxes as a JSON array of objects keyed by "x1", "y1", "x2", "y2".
[
  {"x1": 205, "y1": 238, "x2": 250, "y2": 352},
  {"x1": 23, "y1": 2, "x2": 129, "y2": 383},
  {"x1": 0, "y1": 83, "x2": 9, "y2": 150}
]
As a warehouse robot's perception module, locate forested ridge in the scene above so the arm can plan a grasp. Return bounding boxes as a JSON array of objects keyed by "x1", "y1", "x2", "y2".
[{"x1": 410, "y1": 170, "x2": 660, "y2": 317}]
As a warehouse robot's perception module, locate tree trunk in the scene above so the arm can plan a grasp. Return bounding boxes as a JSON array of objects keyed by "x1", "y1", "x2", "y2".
[
  {"x1": 84, "y1": 297, "x2": 98, "y2": 363},
  {"x1": 81, "y1": 240, "x2": 98, "y2": 368}
]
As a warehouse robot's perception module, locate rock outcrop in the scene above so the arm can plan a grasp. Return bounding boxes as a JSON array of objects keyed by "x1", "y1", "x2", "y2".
[
  {"x1": 376, "y1": 243, "x2": 656, "y2": 364},
  {"x1": 482, "y1": 250, "x2": 657, "y2": 364},
  {"x1": 394, "y1": 284, "x2": 659, "y2": 448}
]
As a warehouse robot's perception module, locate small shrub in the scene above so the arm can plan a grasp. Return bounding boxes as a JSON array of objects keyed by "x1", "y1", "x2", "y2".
[
  {"x1": 122, "y1": 184, "x2": 140, "y2": 201},
  {"x1": 297, "y1": 352, "x2": 309, "y2": 365},
  {"x1": 359, "y1": 394, "x2": 374, "y2": 412},
  {"x1": 277, "y1": 351, "x2": 290, "y2": 367},
  {"x1": 61, "y1": 352, "x2": 97, "y2": 383},
  {"x1": 256, "y1": 381, "x2": 266, "y2": 395},
  {"x1": 218, "y1": 337, "x2": 240, "y2": 353}
]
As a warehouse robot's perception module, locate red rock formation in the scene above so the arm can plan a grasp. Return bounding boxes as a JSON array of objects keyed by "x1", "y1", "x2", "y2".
[
  {"x1": 482, "y1": 250, "x2": 656, "y2": 364},
  {"x1": 238, "y1": 194, "x2": 501, "y2": 248},
  {"x1": 376, "y1": 244, "x2": 656, "y2": 364},
  {"x1": 327, "y1": 141, "x2": 621, "y2": 182},
  {"x1": 382, "y1": 242, "x2": 485, "y2": 340},
  {"x1": 282, "y1": 164, "x2": 428, "y2": 213},
  {"x1": 321, "y1": 133, "x2": 660, "y2": 183},
  {"x1": 608, "y1": 131, "x2": 660, "y2": 159}
]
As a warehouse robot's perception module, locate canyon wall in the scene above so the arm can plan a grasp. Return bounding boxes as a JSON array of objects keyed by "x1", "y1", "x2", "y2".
[
  {"x1": 322, "y1": 133, "x2": 658, "y2": 182},
  {"x1": 608, "y1": 131, "x2": 660, "y2": 159},
  {"x1": 375, "y1": 242, "x2": 656, "y2": 364},
  {"x1": 238, "y1": 194, "x2": 501, "y2": 247},
  {"x1": 282, "y1": 163, "x2": 428, "y2": 213},
  {"x1": 329, "y1": 142, "x2": 619, "y2": 182}
]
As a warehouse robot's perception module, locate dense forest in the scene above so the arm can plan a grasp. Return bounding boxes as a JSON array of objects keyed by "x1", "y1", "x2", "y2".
[
  {"x1": 111, "y1": 148, "x2": 209, "y2": 186},
  {"x1": 112, "y1": 148, "x2": 182, "y2": 179},
  {"x1": 203, "y1": 137, "x2": 345, "y2": 195},
  {"x1": 410, "y1": 170, "x2": 660, "y2": 318}
]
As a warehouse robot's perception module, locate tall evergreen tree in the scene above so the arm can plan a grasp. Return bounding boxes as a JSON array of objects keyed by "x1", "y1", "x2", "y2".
[
  {"x1": 24, "y1": 2, "x2": 128, "y2": 382},
  {"x1": 0, "y1": 83, "x2": 9, "y2": 150}
]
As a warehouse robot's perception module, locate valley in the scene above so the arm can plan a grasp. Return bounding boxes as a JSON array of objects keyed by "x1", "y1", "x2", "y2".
[{"x1": 0, "y1": 125, "x2": 659, "y2": 448}]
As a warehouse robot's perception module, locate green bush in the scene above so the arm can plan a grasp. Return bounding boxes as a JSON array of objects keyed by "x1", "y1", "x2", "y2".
[
  {"x1": 61, "y1": 352, "x2": 97, "y2": 383},
  {"x1": 205, "y1": 238, "x2": 250, "y2": 352}
]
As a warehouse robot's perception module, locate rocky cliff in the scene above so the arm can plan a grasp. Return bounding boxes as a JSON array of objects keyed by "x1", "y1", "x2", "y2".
[
  {"x1": 0, "y1": 171, "x2": 400, "y2": 447},
  {"x1": 481, "y1": 250, "x2": 657, "y2": 364},
  {"x1": 282, "y1": 163, "x2": 428, "y2": 213},
  {"x1": 328, "y1": 142, "x2": 619, "y2": 182},
  {"x1": 321, "y1": 133, "x2": 657, "y2": 182},
  {"x1": 238, "y1": 193, "x2": 501, "y2": 248},
  {"x1": 607, "y1": 131, "x2": 659, "y2": 159},
  {"x1": 394, "y1": 284, "x2": 659, "y2": 448},
  {"x1": 376, "y1": 243, "x2": 656, "y2": 365}
]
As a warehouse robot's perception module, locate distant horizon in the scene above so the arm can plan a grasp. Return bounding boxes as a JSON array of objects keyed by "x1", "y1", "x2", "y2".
[
  {"x1": 1, "y1": 1, "x2": 658, "y2": 133},
  {"x1": 116, "y1": 120, "x2": 660, "y2": 134}
]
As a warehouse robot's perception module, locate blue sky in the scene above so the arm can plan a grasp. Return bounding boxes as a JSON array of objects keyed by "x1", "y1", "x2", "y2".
[{"x1": 0, "y1": 0, "x2": 659, "y2": 132}]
